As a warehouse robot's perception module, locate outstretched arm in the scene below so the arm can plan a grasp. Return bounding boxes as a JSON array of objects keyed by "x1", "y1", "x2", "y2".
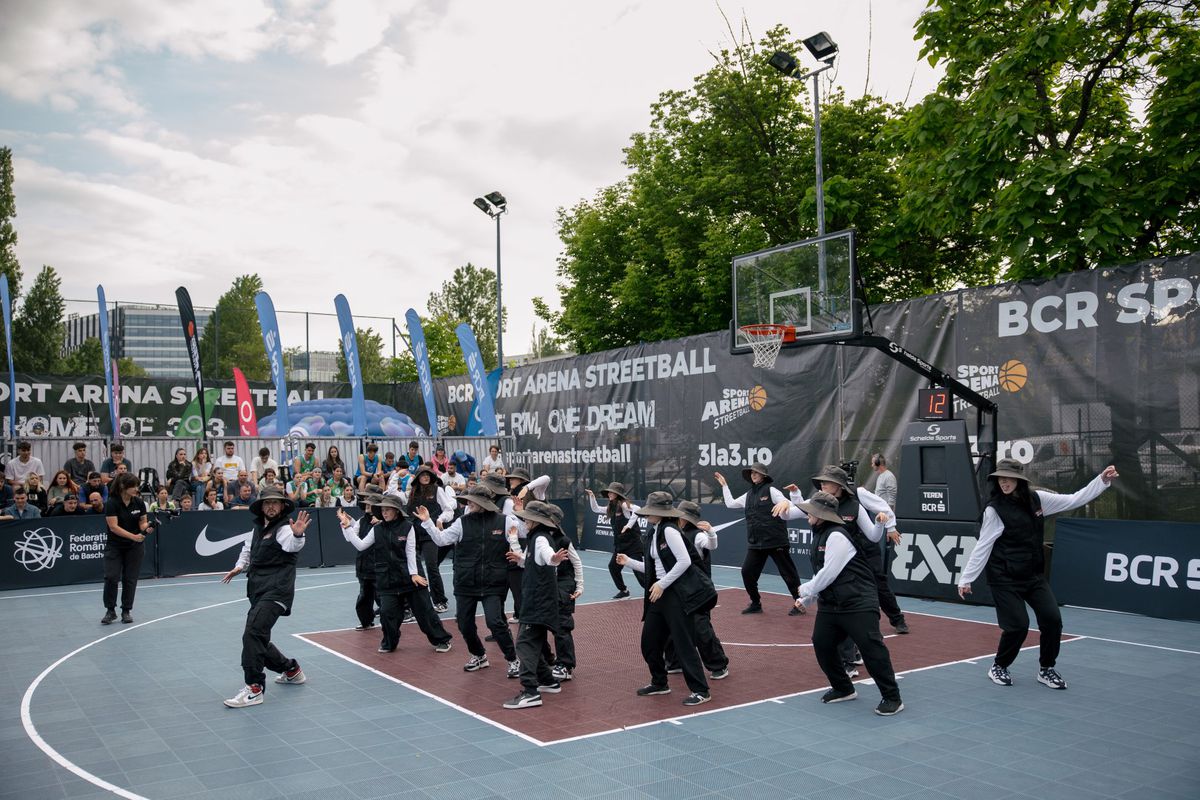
[{"x1": 1037, "y1": 467, "x2": 1118, "y2": 516}]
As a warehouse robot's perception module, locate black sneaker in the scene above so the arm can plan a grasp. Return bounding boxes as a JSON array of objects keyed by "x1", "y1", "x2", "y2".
[
  {"x1": 636, "y1": 684, "x2": 670, "y2": 696},
  {"x1": 354, "y1": 623, "x2": 375, "y2": 631},
  {"x1": 843, "y1": 663, "x2": 860, "y2": 678},
  {"x1": 120, "y1": 611, "x2": 133, "y2": 624},
  {"x1": 1037, "y1": 667, "x2": 1067, "y2": 690},
  {"x1": 741, "y1": 603, "x2": 763, "y2": 614},
  {"x1": 666, "y1": 666, "x2": 682, "y2": 674},
  {"x1": 503, "y1": 691, "x2": 542, "y2": 709},
  {"x1": 875, "y1": 699, "x2": 905, "y2": 716},
  {"x1": 682, "y1": 692, "x2": 711, "y2": 707},
  {"x1": 100, "y1": 609, "x2": 117, "y2": 625},
  {"x1": 821, "y1": 688, "x2": 857, "y2": 704},
  {"x1": 893, "y1": 619, "x2": 910, "y2": 634},
  {"x1": 613, "y1": 589, "x2": 630, "y2": 599},
  {"x1": 537, "y1": 681, "x2": 562, "y2": 694},
  {"x1": 710, "y1": 667, "x2": 730, "y2": 680},
  {"x1": 484, "y1": 633, "x2": 496, "y2": 642},
  {"x1": 988, "y1": 663, "x2": 1013, "y2": 686}
]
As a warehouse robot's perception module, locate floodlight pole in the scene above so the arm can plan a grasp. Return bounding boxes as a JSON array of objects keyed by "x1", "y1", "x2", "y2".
[
  {"x1": 494, "y1": 211, "x2": 503, "y2": 370},
  {"x1": 799, "y1": 60, "x2": 836, "y2": 306}
]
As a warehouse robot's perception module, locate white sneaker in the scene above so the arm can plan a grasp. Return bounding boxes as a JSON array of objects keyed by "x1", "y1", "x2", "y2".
[
  {"x1": 274, "y1": 666, "x2": 306, "y2": 685},
  {"x1": 507, "y1": 659, "x2": 521, "y2": 679},
  {"x1": 464, "y1": 655, "x2": 490, "y2": 672},
  {"x1": 551, "y1": 665, "x2": 573, "y2": 681},
  {"x1": 223, "y1": 685, "x2": 263, "y2": 708}
]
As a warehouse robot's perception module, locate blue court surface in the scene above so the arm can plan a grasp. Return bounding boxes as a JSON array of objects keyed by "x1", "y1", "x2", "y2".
[{"x1": 3, "y1": 550, "x2": 1198, "y2": 800}]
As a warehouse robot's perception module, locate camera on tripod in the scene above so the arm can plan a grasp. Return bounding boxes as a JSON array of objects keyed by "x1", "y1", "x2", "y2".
[{"x1": 840, "y1": 460, "x2": 860, "y2": 487}]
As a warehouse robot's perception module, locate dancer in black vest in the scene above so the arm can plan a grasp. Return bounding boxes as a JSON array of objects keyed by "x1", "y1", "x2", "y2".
[
  {"x1": 351, "y1": 485, "x2": 382, "y2": 630},
  {"x1": 547, "y1": 524, "x2": 584, "y2": 683},
  {"x1": 503, "y1": 501, "x2": 570, "y2": 709},
  {"x1": 482, "y1": 472, "x2": 527, "y2": 625},
  {"x1": 716, "y1": 462, "x2": 803, "y2": 614},
  {"x1": 417, "y1": 486, "x2": 522, "y2": 679},
  {"x1": 959, "y1": 460, "x2": 1117, "y2": 689},
  {"x1": 618, "y1": 492, "x2": 717, "y2": 707},
  {"x1": 791, "y1": 491, "x2": 904, "y2": 716},
  {"x1": 586, "y1": 482, "x2": 647, "y2": 598},
  {"x1": 406, "y1": 466, "x2": 455, "y2": 613},
  {"x1": 672, "y1": 500, "x2": 730, "y2": 679},
  {"x1": 339, "y1": 495, "x2": 454, "y2": 654},
  {"x1": 220, "y1": 486, "x2": 310, "y2": 708}
]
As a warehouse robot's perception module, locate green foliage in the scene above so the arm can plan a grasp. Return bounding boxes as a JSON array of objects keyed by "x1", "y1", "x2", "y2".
[
  {"x1": 427, "y1": 263, "x2": 505, "y2": 370},
  {"x1": 528, "y1": 323, "x2": 565, "y2": 361},
  {"x1": 11, "y1": 265, "x2": 64, "y2": 373},
  {"x1": 197, "y1": 275, "x2": 269, "y2": 381},
  {"x1": 59, "y1": 337, "x2": 146, "y2": 377},
  {"x1": 895, "y1": 0, "x2": 1200, "y2": 279},
  {"x1": 335, "y1": 327, "x2": 393, "y2": 383},
  {"x1": 392, "y1": 313, "x2": 467, "y2": 381}
]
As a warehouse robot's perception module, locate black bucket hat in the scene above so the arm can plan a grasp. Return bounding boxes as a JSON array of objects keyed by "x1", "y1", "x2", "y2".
[
  {"x1": 634, "y1": 491, "x2": 683, "y2": 518},
  {"x1": 988, "y1": 459, "x2": 1028, "y2": 482},
  {"x1": 599, "y1": 481, "x2": 631, "y2": 502},
  {"x1": 479, "y1": 473, "x2": 509, "y2": 498},
  {"x1": 675, "y1": 499, "x2": 703, "y2": 527},
  {"x1": 797, "y1": 490, "x2": 844, "y2": 525},
  {"x1": 250, "y1": 485, "x2": 295, "y2": 518},
  {"x1": 376, "y1": 494, "x2": 406, "y2": 514},
  {"x1": 507, "y1": 467, "x2": 532, "y2": 489},
  {"x1": 742, "y1": 462, "x2": 773, "y2": 484},
  {"x1": 456, "y1": 486, "x2": 499, "y2": 513},
  {"x1": 514, "y1": 500, "x2": 563, "y2": 530},
  {"x1": 411, "y1": 464, "x2": 437, "y2": 483},
  {"x1": 811, "y1": 464, "x2": 851, "y2": 494}
]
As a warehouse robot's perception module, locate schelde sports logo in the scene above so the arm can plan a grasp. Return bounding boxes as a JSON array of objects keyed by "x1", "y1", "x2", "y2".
[
  {"x1": 701, "y1": 385, "x2": 768, "y2": 430},
  {"x1": 14, "y1": 528, "x2": 63, "y2": 572}
]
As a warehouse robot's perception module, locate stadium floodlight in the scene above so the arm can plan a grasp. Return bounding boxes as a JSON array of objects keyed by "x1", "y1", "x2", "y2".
[
  {"x1": 802, "y1": 32, "x2": 838, "y2": 63},
  {"x1": 767, "y1": 50, "x2": 800, "y2": 79},
  {"x1": 473, "y1": 192, "x2": 508, "y2": 369}
]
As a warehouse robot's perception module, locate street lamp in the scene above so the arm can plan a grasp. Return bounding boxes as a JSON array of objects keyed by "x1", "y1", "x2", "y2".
[
  {"x1": 770, "y1": 32, "x2": 838, "y2": 299},
  {"x1": 473, "y1": 191, "x2": 508, "y2": 369}
]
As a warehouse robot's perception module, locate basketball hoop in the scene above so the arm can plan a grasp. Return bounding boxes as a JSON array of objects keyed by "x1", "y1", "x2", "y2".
[{"x1": 737, "y1": 324, "x2": 789, "y2": 369}]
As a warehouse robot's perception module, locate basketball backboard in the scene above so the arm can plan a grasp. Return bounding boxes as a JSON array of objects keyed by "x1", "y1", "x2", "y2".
[{"x1": 731, "y1": 229, "x2": 860, "y2": 353}]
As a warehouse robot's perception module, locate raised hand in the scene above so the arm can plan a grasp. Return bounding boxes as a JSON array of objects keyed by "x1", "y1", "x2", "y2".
[
  {"x1": 1101, "y1": 465, "x2": 1119, "y2": 484},
  {"x1": 550, "y1": 548, "x2": 569, "y2": 565},
  {"x1": 615, "y1": 553, "x2": 629, "y2": 566},
  {"x1": 336, "y1": 509, "x2": 351, "y2": 528},
  {"x1": 414, "y1": 506, "x2": 431, "y2": 523},
  {"x1": 584, "y1": 489, "x2": 594, "y2": 498},
  {"x1": 783, "y1": 483, "x2": 800, "y2": 494},
  {"x1": 713, "y1": 472, "x2": 727, "y2": 487},
  {"x1": 696, "y1": 521, "x2": 713, "y2": 532},
  {"x1": 289, "y1": 510, "x2": 311, "y2": 535},
  {"x1": 771, "y1": 500, "x2": 792, "y2": 518}
]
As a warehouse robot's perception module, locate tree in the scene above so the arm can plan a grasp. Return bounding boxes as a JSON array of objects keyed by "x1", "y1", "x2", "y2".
[
  {"x1": 335, "y1": 327, "x2": 392, "y2": 383},
  {"x1": 196, "y1": 275, "x2": 269, "y2": 381},
  {"x1": 427, "y1": 263, "x2": 505, "y2": 370},
  {"x1": 11, "y1": 265, "x2": 65, "y2": 373},
  {"x1": 391, "y1": 313, "x2": 467, "y2": 381},
  {"x1": 528, "y1": 322, "x2": 565, "y2": 361},
  {"x1": 59, "y1": 337, "x2": 147, "y2": 377},
  {"x1": 543, "y1": 25, "x2": 921, "y2": 353},
  {"x1": 0, "y1": 147, "x2": 24, "y2": 366},
  {"x1": 893, "y1": 0, "x2": 1200, "y2": 280}
]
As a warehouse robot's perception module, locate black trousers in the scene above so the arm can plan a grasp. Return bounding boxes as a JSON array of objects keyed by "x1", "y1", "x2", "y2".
[
  {"x1": 741, "y1": 546, "x2": 802, "y2": 604},
  {"x1": 456, "y1": 593, "x2": 516, "y2": 661},
  {"x1": 505, "y1": 569, "x2": 523, "y2": 619},
  {"x1": 548, "y1": 589, "x2": 576, "y2": 669},
  {"x1": 867, "y1": 544, "x2": 905, "y2": 624},
  {"x1": 665, "y1": 607, "x2": 729, "y2": 672},
  {"x1": 102, "y1": 542, "x2": 144, "y2": 612},
  {"x1": 354, "y1": 578, "x2": 377, "y2": 628},
  {"x1": 241, "y1": 600, "x2": 296, "y2": 687},
  {"x1": 379, "y1": 589, "x2": 452, "y2": 651},
  {"x1": 641, "y1": 591, "x2": 709, "y2": 695},
  {"x1": 421, "y1": 541, "x2": 448, "y2": 606},
  {"x1": 608, "y1": 552, "x2": 648, "y2": 592},
  {"x1": 515, "y1": 622, "x2": 555, "y2": 693},
  {"x1": 992, "y1": 578, "x2": 1063, "y2": 669},
  {"x1": 812, "y1": 609, "x2": 901, "y2": 702}
]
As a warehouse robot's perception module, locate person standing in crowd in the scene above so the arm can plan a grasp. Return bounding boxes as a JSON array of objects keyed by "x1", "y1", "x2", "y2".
[
  {"x1": 191, "y1": 447, "x2": 212, "y2": 500},
  {"x1": 251, "y1": 447, "x2": 279, "y2": 485},
  {"x1": 417, "y1": 486, "x2": 522, "y2": 678},
  {"x1": 220, "y1": 487, "x2": 310, "y2": 708},
  {"x1": 217, "y1": 441, "x2": 244, "y2": 484},
  {"x1": 102, "y1": 473, "x2": 152, "y2": 625},
  {"x1": 357, "y1": 443, "x2": 381, "y2": 492},
  {"x1": 617, "y1": 492, "x2": 715, "y2": 707},
  {"x1": 405, "y1": 465, "x2": 454, "y2": 613},
  {"x1": 482, "y1": 445, "x2": 504, "y2": 473},
  {"x1": 64, "y1": 441, "x2": 95, "y2": 485},
  {"x1": 585, "y1": 482, "x2": 646, "y2": 599},
  {"x1": 99, "y1": 443, "x2": 131, "y2": 486},
  {"x1": 6, "y1": 441, "x2": 45, "y2": 488},
  {"x1": 1, "y1": 486, "x2": 41, "y2": 519},
  {"x1": 716, "y1": 463, "x2": 804, "y2": 615},
  {"x1": 670, "y1": 500, "x2": 729, "y2": 680},
  {"x1": 346, "y1": 486, "x2": 381, "y2": 631},
  {"x1": 788, "y1": 491, "x2": 904, "y2": 716},
  {"x1": 503, "y1": 500, "x2": 571, "y2": 709},
  {"x1": 870, "y1": 454, "x2": 898, "y2": 509},
  {"x1": 47, "y1": 470, "x2": 79, "y2": 511},
  {"x1": 165, "y1": 447, "x2": 192, "y2": 500},
  {"x1": 960, "y1": 460, "x2": 1118, "y2": 689},
  {"x1": 337, "y1": 497, "x2": 454, "y2": 654}
]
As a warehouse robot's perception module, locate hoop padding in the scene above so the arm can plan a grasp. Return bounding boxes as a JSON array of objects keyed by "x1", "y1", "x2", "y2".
[{"x1": 738, "y1": 324, "x2": 789, "y2": 369}]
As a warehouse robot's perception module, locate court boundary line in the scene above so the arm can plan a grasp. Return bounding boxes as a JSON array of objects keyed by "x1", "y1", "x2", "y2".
[{"x1": 0, "y1": 569, "x2": 358, "y2": 600}]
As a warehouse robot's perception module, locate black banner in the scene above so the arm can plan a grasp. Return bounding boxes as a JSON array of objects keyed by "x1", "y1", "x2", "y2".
[
  {"x1": 1050, "y1": 518, "x2": 1200, "y2": 621},
  {"x1": 155, "y1": 509, "x2": 322, "y2": 576},
  {"x1": 4, "y1": 516, "x2": 154, "y2": 590},
  {"x1": 174, "y1": 286, "x2": 208, "y2": 436}
]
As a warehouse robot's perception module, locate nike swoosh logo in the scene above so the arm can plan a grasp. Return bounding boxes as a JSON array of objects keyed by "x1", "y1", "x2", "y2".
[
  {"x1": 194, "y1": 525, "x2": 251, "y2": 557},
  {"x1": 709, "y1": 520, "x2": 742, "y2": 533}
]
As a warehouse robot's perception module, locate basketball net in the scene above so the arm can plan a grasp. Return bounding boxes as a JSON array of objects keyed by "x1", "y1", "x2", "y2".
[{"x1": 738, "y1": 324, "x2": 787, "y2": 369}]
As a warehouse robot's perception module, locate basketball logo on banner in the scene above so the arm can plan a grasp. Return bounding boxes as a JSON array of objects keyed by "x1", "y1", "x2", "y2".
[
  {"x1": 999, "y1": 359, "x2": 1028, "y2": 392},
  {"x1": 14, "y1": 528, "x2": 63, "y2": 572}
]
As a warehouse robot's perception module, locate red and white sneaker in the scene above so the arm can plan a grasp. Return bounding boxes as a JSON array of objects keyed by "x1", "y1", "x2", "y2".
[{"x1": 224, "y1": 684, "x2": 263, "y2": 708}]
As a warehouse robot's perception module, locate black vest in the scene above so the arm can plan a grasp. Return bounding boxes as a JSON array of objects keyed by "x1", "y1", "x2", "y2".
[
  {"x1": 372, "y1": 518, "x2": 422, "y2": 594},
  {"x1": 406, "y1": 490, "x2": 440, "y2": 544},
  {"x1": 518, "y1": 527, "x2": 560, "y2": 631},
  {"x1": 837, "y1": 492, "x2": 883, "y2": 569},
  {"x1": 354, "y1": 514, "x2": 377, "y2": 579},
  {"x1": 809, "y1": 521, "x2": 877, "y2": 613},
  {"x1": 679, "y1": 523, "x2": 713, "y2": 576},
  {"x1": 986, "y1": 493, "x2": 1045, "y2": 585},
  {"x1": 745, "y1": 482, "x2": 788, "y2": 549},
  {"x1": 246, "y1": 514, "x2": 300, "y2": 614},
  {"x1": 451, "y1": 510, "x2": 510, "y2": 597},
  {"x1": 552, "y1": 530, "x2": 577, "y2": 595},
  {"x1": 647, "y1": 523, "x2": 718, "y2": 615},
  {"x1": 612, "y1": 507, "x2": 644, "y2": 557}
]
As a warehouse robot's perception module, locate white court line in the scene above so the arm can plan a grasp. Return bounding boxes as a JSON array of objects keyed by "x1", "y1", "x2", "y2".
[
  {"x1": 0, "y1": 569, "x2": 357, "y2": 600},
  {"x1": 20, "y1": 578, "x2": 357, "y2": 799},
  {"x1": 1070, "y1": 635, "x2": 1200, "y2": 656}
]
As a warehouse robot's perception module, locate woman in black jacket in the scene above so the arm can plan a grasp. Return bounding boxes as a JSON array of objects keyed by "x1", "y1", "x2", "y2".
[{"x1": 586, "y1": 481, "x2": 646, "y2": 598}]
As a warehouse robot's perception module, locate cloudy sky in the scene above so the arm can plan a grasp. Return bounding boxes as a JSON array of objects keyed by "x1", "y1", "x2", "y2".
[{"x1": 0, "y1": 0, "x2": 940, "y2": 361}]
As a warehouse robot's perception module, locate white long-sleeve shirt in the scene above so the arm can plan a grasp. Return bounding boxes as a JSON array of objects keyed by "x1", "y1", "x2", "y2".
[
  {"x1": 797, "y1": 530, "x2": 856, "y2": 604},
  {"x1": 694, "y1": 528, "x2": 717, "y2": 553},
  {"x1": 522, "y1": 474, "x2": 551, "y2": 501},
  {"x1": 232, "y1": 523, "x2": 306, "y2": 571},
  {"x1": 511, "y1": 533, "x2": 557, "y2": 567},
  {"x1": 587, "y1": 495, "x2": 640, "y2": 531},
  {"x1": 623, "y1": 525, "x2": 691, "y2": 589},
  {"x1": 785, "y1": 486, "x2": 895, "y2": 542},
  {"x1": 959, "y1": 471, "x2": 1111, "y2": 587},
  {"x1": 722, "y1": 483, "x2": 786, "y2": 509},
  {"x1": 342, "y1": 519, "x2": 418, "y2": 575}
]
